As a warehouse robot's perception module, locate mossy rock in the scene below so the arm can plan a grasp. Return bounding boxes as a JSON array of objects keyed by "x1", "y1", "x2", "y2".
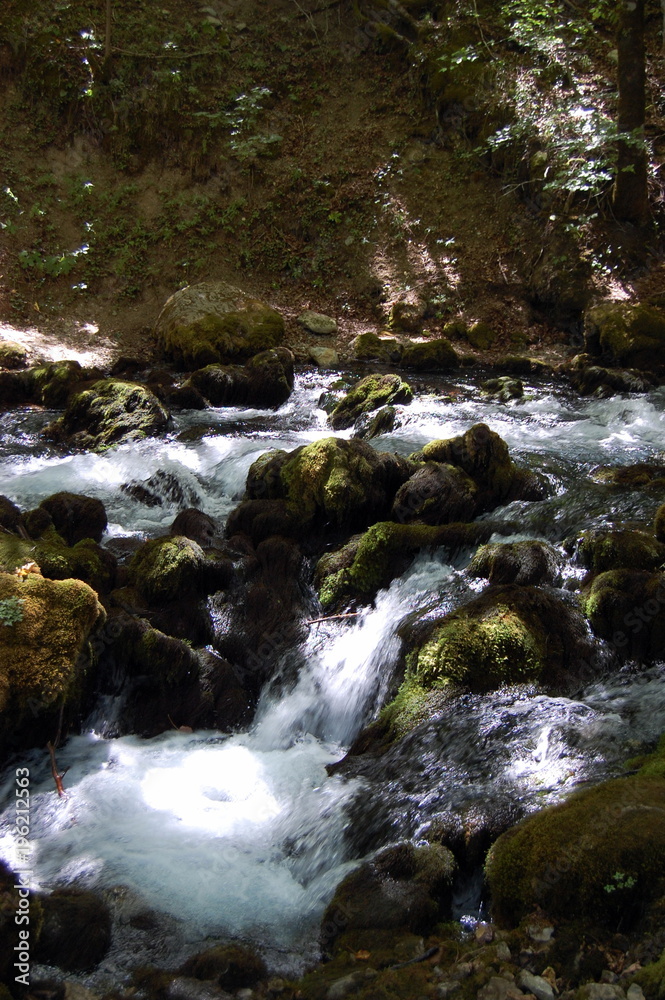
[
  {"x1": 36, "y1": 888, "x2": 111, "y2": 971},
  {"x1": 584, "y1": 302, "x2": 665, "y2": 369},
  {"x1": 565, "y1": 529, "x2": 665, "y2": 575},
  {"x1": 46, "y1": 379, "x2": 170, "y2": 450},
  {"x1": 354, "y1": 405, "x2": 397, "y2": 440},
  {"x1": 322, "y1": 842, "x2": 456, "y2": 950},
  {"x1": 527, "y1": 238, "x2": 592, "y2": 325},
  {"x1": 25, "y1": 359, "x2": 84, "y2": 407},
  {"x1": 467, "y1": 322, "x2": 496, "y2": 351},
  {"x1": 402, "y1": 585, "x2": 594, "y2": 694},
  {"x1": 468, "y1": 540, "x2": 561, "y2": 586},
  {"x1": 626, "y1": 732, "x2": 665, "y2": 781},
  {"x1": 411, "y1": 423, "x2": 546, "y2": 512},
  {"x1": 0, "y1": 571, "x2": 104, "y2": 713},
  {"x1": 633, "y1": 949, "x2": 665, "y2": 1000},
  {"x1": 0, "y1": 528, "x2": 116, "y2": 594},
  {"x1": 564, "y1": 355, "x2": 652, "y2": 397},
  {"x1": 391, "y1": 462, "x2": 478, "y2": 525},
  {"x1": 181, "y1": 943, "x2": 267, "y2": 989},
  {"x1": 655, "y1": 504, "x2": 665, "y2": 543},
  {"x1": 0, "y1": 496, "x2": 22, "y2": 533},
  {"x1": 485, "y1": 774, "x2": 665, "y2": 931},
  {"x1": 479, "y1": 376, "x2": 523, "y2": 402},
  {"x1": 400, "y1": 338, "x2": 458, "y2": 371},
  {"x1": 155, "y1": 280, "x2": 285, "y2": 369},
  {"x1": 245, "y1": 438, "x2": 414, "y2": 535},
  {"x1": 0, "y1": 340, "x2": 28, "y2": 370},
  {"x1": 592, "y1": 463, "x2": 665, "y2": 488},
  {"x1": 329, "y1": 373, "x2": 412, "y2": 431},
  {"x1": 350, "y1": 332, "x2": 402, "y2": 362},
  {"x1": 129, "y1": 535, "x2": 212, "y2": 604},
  {"x1": 316, "y1": 521, "x2": 492, "y2": 610},
  {"x1": 581, "y1": 569, "x2": 665, "y2": 661},
  {"x1": 39, "y1": 491, "x2": 107, "y2": 545}
]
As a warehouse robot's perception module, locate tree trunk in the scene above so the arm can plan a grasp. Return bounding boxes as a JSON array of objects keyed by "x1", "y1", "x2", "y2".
[
  {"x1": 105, "y1": 0, "x2": 112, "y2": 61},
  {"x1": 612, "y1": 0, "x2": 649, "y2": 225}
]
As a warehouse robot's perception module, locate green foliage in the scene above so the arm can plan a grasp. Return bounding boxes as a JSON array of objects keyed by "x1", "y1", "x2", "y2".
[
  {"x1": 603, "y1": 871, "x2": 637, "y2": 894},
  {"x1": 0, "y1": 596, "x2": 24, "y2": 627}
]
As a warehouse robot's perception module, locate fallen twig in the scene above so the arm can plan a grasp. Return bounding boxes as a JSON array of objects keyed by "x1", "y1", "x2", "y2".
[
  {"x1": 47, "y1": 742, "x2": 68, "y2": 798},
  {"x1": 306, "y1": 612, "x2": 360, "y2": 624}
]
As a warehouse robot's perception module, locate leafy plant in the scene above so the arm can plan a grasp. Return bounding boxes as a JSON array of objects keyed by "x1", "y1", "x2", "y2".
[
  {"x1": 603, "y1": 871, "x2": 637, "y2": 894},
  {"x1": 0, "y1": 596, "x2": 25, "y2": 627}
]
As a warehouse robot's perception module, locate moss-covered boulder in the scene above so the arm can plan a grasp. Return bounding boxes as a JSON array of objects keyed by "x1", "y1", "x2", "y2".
[
  {"x1": 581, "y1": 570, "x2": 665, "y2": 661},
  {"x1": 411, "y1": 423, "x2": 546, "y2": 512},
  {"x1": 0, "y1": 496, "x2": 22, "y2": 533},
  {"x1": 485, "y1": 774, "x2": 665, "y2": 931},
  {"x1": 350, "y1": 331, "x2": 402, "y2": 362},
  {"x1": 316, "y1": 521, "x2": 493, "y2": 610},
  {"x1": 46, "y1": 379, "x2": 170, "y2": 450},
  {"x1": 480, "y1": 376, "x2": 523, "y2": 402},
  {"x1": 655, "y1": 504, "x2": 665, "y2": 543},
  {"x1": 391, "y1": 462, "x2": 478, "y2": 525},
  {"x1": 26, "y1": 359, "x2": 85, "y2": 407},
  {"x1": 592, "y1": 463, "x2": 665, "y2": 488},
  {"x1": 36, "y1": 889, "x2": 111, "y2": 971},
  {"x1": 584, "y1": 302, "x2": 665, "y2": 369},
  {"x1": 181, "y1": 943, "x2": 267, "y2": 989},
  {"x1": 353, "y1": 404, "x2": 397, "y2": 440},
  {"x1": 0, "y1": 571, "x2": 104, "y2": 714},
  {"x1": 39, "y1": 492, "x2": 107, "y2": 545},
  {"x1": 0, "y1": 528, "x2": 116, "y2": 594},
  {"x1": 129, "y1": 535, "x2": 227, "y2": 604},
  {"x1": 564, "y1": 354, "x2": 653, "y2": 397},
  {"x1": 566, "y1": 529, "x2": 665, "y2": 575},
  {"x1": 402, "y1": 585, "x2": 594, "y2": 694},
  {"x1": 329, "y1": 373, "x2": 412, "y2": 430},
  {"x1": 0, "y1": 340, "x2": 28, "y2": 370},
  {"x1": 469, "y1": 540, "x2": 561, "y2": 586},
  {"x1": 400, "y1": 338, "x2": 458, "y2": 371},
  {"x1": 155, "y1": 280, "x2": 285, "y2": 369},
  {"x1": 322, "y1": 842, "x2": 456, "y2": 949},
  {"x1": 185, "y1": 347, "x2": 294, "y2": 408},
  {"x1": 467, "y1": 322, "x2": 497, "y2": 351},
  {"x1": 244, "y1": 437, "x2": 414, "y2": 535}
]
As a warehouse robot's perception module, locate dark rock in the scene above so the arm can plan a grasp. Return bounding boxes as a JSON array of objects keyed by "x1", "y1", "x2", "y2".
[
  {"x1": 181, "y1": 942, "x2": 267, "y2": 989},
  {"x1": 581, "y1": 569, "x2": 665, "y2": 661},
  {"x1": 36, "y1": 889, "x2": 111, "y2": 971},
  {"x1": 39, "y1": 492, "x2": 107, "y2": 545},
  {"x1": 584, "y1": 302, "x2": 665, "y2": 369},
  {"x1": 0, "y1": 495, "x2": 22, "y2": 533},
  {"x1": 171, "y1": 509, "x2": 221, "y2": 549},
  {"x1": 391, "y1": 462, "x2": 478, "y2": 525},
  {"x1": 329, "y1": 373, "x2": 412, "y2": 431},
  {"x1": 353, "y1": 405, "x2": 397, "y2": 440},
  {"x1": 565, "y1": 528, "x2": 665, "y2": 575},
  {"x1": 469, "y1": 540, "x2": 561, "y2": 586},
  {"x1": 46, "y1": 379, "x2": 170, "y2": 450},
  {"x1": 0, "y1": 340, "x2": 28, "y2": 370}
]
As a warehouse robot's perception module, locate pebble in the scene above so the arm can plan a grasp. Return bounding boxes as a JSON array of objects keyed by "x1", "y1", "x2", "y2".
[
  {"x1": 436, "y1": 982, "x2": 461, "y2": 998},
  {"x1": 495, "y1": 942, "x2": 512, "y2": 962},
  {"x1": 582, "y1": 985, "x2": 626, "y2": 1000},
  {"x1": 476, "y1": 923, "x2": 495, "y2": 945},
  {"x1": 309, "y1": 346, "x2": 339, "y2": 367},
  {"x1": 518, "y1": 970, "x2": 555, "y2": 1000},
  {"x1": 477, "y1": 975, "x2": 524, "y2": 1000},
  {"x1": 527, "y1": 925, "x2": 555, "y2": 944},
  {"x1": 452, "y1": 962, "x2": 474, "y2": 981}
]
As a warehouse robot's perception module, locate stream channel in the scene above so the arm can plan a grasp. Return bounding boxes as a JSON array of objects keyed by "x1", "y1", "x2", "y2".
[{"x1": 2, "y1": 367, "x2": 665, "y2": 983}]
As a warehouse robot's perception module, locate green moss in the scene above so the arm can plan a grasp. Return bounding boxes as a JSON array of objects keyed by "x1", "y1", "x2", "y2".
[
  {"x1": 47, "y1": 379, "x2": 170, "y2": 451},
  {"x1": 581, "y1": 569, "x2": 665, "y2": 660},
  {"x1": 317, "y1": 521, "x2": 491, "y2": 610},
  {"x1": 626, "y1": 732, "x2": 665, "y2": 780},
  {"x1": 400, "y1": 338, "x2": 458, "y2": 371},
  {"x1": 585, "y1": 302, "x2": 665, "y2": 369},
  {"x1": 485, "y1": 775, "x2": 665, "y2": 930},
  {"x1": 633, "y1": 950, "x2": 665, "y2": 1000},
  {"x1": 0, "y1": 532, "x2": 114, "y2": 593},
  {"x1": 329, "y1": 374, "x2": 412, "y2": 431},
  {"x1": 467, "y1": 322, "x2": 496, "y2": 351},
  {"x1": 0, "y1": 341, "x2": 28, "y2": 370},
  {"x1": 0, "y1": 571, "x2": 104, "y2": 713},
  {"x1": 479, "y1": 376, "x2": 523, "y2": 402},
  {"x1": 568, "y1": 529, "x2": 665, "y2": 574},
  {"x1": 26, "y1": 360, "x2": 84, "y2": 407},
  {"x1": 129, "y1": 535, "x2": 206, "y2": 604},
  {"x1": 469, "y1": 540, "x2": 560, "y2": 586},
  {"x1": 351, "y1": 332, "x2": 401, "y2": 361},
  {"x1": 655, "y1": 503, "x2": 665, "y2": 543},
  {"x1": 375, "y1": 677, "x2": 452, "y2": 746}
]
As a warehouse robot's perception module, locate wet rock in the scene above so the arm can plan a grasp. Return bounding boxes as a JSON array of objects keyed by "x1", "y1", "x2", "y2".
[
  {"x1": 485, "y1": 773, "x2": 665, "y2": 931},
  {"x1": 181, "y1": 942, "x2": 267, "y2": 989},
  {"x1": 411, "y1": 423, "x2": 547, "y2": 513},
  {"x1": 478, "y1": 976, "x2": 523, "y2": 1000},
  {"x1": 469, "y1": 541, "x2": 561, "y2": 586},
  {"x1": 401, "y1": 585, "x2": 597, "y2": 694},
  {"x1": 0, "y1": 340, "x2": 28, "y2": 369},
  {"x1": 225, "y1": 498, "x2": 302, "y2": 546},
  {"x1": 39, "y1": 492, "x2": 107, "y2": 545},
  {"x1": 166, "y1": 977, "x2": 233, "y2": 1000},
  {"x1": 584, "y1": 302, "x2": 665, "y2": 370},
  {"x1": 329, "y1": 373, "x2": 412, "y2": 430},
  {"x1": 350, "y1": 331, "x2": 401, "y2": 362},
  {"x1": 0, "y1": 527, "x2": 116, "y2": 594},
  {"x1": 46, "y1": 379, "x2": 170, "y2": 450},
  {"x1": 654, "y1": 504, "x2": 665, "y2": 543},
  {"x1": 581, "y1": 569, "x2": 665, "y2": 661},
  {"x1": 26, "y1": 359, "x2": 86, "y2": 407},
  {"x1": 171, "y1": 509, "x2": 221, "y2": 548},
  {"x1": 0, "y1": 495, "x2": 22, "y2": 532},
  {"x1": 298, "y1": 310, "x2": 337, "y2": 335},
  {"x1": 591, "y1": 463, "x2": 665, "y2": 488},
  {"x1": 391, "y1": 463, "x2": 478, "y2": 525},
  {"x1": 309, "y1": 345, "x2": 339, "y2": 367},
  {"x1": 353, "y1": 404, "x2": 397, "y2": 440},
  {"x1": 155, "y1": 280, "x2": 285, "y2": 369},
  {"x1": 243, "y1": 437, "x2": 414, "y2": 537},
  {"x1": 36, "y1": 889, "x2": 111, "y2": 971},
  {"x1": 480, "y1": 377, "x2": 523, "y2": 402},
  {"x1": 564, "y1": 355, "x2": 653, "y2": 397},
  {"x1": 565, "y1": 529, "x2": 665, "y2": 575},
  {"x1": 0, "y1": 370, "x2": 31, "y2": 410},
  {"x1": 129, "y1": 535, "x2": 229, "y2": 604},
  {"x1": 400, "y1": 338, "x2": 458, "y2": 371},
  {"x1": 321, "y1": 842, "x2": 456, "y2": 948},
  {"x1": 185, "y1": 348, "x2": 294, "y2": 408}
]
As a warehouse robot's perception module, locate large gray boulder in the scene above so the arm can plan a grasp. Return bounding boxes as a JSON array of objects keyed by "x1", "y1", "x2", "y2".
[{"x1": 154, "y1": 281, "x2": 285, "y2": 369}]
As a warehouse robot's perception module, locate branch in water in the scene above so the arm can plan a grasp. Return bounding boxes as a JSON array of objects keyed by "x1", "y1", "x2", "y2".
[{"x1": 306, "y1": 612, "x2": 360, "y2": 624}]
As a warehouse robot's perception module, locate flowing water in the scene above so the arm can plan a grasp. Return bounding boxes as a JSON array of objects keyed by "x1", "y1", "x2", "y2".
[{"x1": 2, "y1": 369, "x2": 665, "y2": 982}]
